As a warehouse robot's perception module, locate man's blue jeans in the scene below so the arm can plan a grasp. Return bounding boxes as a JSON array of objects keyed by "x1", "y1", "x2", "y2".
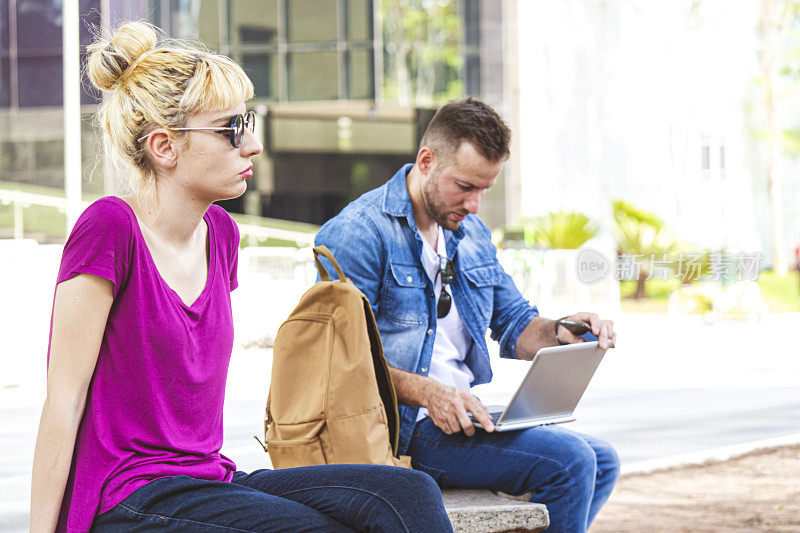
[
  {"x1": 408, "y1": 418, "x2": 620, "y2": 533},
  {"x1": 92, "y1": 464, "x2": 452, "y2": 532}
]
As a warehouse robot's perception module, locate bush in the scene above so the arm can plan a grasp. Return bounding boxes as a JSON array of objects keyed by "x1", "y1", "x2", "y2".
[
  {"x1": 522, "y1": 210, "x2": 599, "y2": 249},
  {"x1": 612, "y1": 200, "x2": 676, "y2": 299}
]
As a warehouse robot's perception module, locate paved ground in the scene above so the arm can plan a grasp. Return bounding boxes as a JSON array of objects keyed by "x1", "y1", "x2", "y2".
[
  {"x1": 2, "y1": 298, "x2": 798, "y2": 530},
  {"x1": 476, "y1": 311, "x2": 800, "y2": 464},
  {"x1": 591, "y1": 444, "x2": 800, "y2": 532}
]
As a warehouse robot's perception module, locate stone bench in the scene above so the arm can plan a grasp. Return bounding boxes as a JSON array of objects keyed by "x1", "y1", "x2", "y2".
[{"x1": 442, "y1": 489, "x2": 549, "y2": 532}]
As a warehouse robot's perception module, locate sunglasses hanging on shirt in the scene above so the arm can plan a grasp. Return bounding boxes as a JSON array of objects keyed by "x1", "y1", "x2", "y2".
[{"x1": 437, "y1": 255, "x2": 454, "y2": 319}]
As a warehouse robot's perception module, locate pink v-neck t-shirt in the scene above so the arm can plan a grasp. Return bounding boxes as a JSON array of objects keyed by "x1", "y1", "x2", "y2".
[{"x1": 50, "y1": 197, "x2": 239, "y2": 532}]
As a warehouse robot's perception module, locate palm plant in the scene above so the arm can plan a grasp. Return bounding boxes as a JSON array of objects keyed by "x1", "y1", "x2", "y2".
[
  {"x1": 523, "y1": 210, "x2": 599, "y2": 250},
  {"x1": 612, "y1": 200, "x2": 676, "y2": 299}
]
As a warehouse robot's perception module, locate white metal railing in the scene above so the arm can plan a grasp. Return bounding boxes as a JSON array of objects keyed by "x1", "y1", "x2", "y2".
[
  {"x1": 233, "y1": 220, "x2": 316, "y2": 247},
  {"x1": 0, "y1": 188, "x2": 74, "y2": 239},
  {"x1": 0, "y1": 188, "x2": 317, "y2": 246}
]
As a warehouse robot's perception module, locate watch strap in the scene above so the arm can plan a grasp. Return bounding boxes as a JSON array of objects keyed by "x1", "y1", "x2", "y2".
[{"x1": 554, "y1": 316, "x2": 570, "y2": 345}]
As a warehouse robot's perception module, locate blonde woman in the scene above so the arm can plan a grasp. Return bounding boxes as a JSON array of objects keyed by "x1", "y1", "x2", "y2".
[{"x1": 29, "y1": 22, "x2": 451, "y2": 533}]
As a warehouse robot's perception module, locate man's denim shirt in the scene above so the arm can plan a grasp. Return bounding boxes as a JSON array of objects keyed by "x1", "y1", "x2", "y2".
[{"x1": 315, "y1": 164, "x2": 539, "y2": 455}]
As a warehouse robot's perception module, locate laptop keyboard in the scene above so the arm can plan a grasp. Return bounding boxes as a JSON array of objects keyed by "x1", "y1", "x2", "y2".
[{"x1": 469, "y1": 411, "x2": 504, "y2": 424}]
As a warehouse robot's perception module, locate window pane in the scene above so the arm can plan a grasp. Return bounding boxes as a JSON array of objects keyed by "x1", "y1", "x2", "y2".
[
  {"x1": 348, "y1": 48, "x2": 373, "y2": 99},
  {"x1": 465, "y1": 53, "x2": 480, "y2": 96},
  {"x1": 79, "y1": 0, "x2": 101, "y2": 46},
  {"x1": 288, "y1": 0, "x2": 336, "y2": 43},
  {"x1": 463, "y1": 0, "x2": 480, "y2": 47},
  {"x1": 288, "y1": 51, "x2": 338, "y2": 101},
  {"x1": 433, "y1": 60, "x2": 461, "y2": 100},
  {"x1": 199, "y1": 0, "x2": 221, "y2": 46},
  {"x1": 170, "y1": 0, "x2": 192, "y2": 38},
  {"x1": 347, "y1": 0, "x2": 372, "y2": 41},
  {"x1": 0, "y1": 57, "x2": 9, "y2": 107},
  {"x1": 149, "y1": 0, "x2": 162, "y2": 28},
  {"x1": 170, "y1": 0, "x2": 217, "y2": 42},
  {"x1": 0, "y1": 141, "x2": 32, "y2": 172},
  {"x1": 34, "y1": 139, "x2": 63, "y2": 169},
  {"x1": 18, "y1": 55, "x2": 63, "y2": 107},
  {"x1": 242, "y1": 52, "x2": 277, "y2": 99},
  {"x1": 1, "y1": 0, "x2": 9, "y2": 51},
  {"x1": 79, "y1": 0, "x2": 101, "y2": 106},
  {"x1": 164, "y1": 0, "x2": 221, "y2": 45},
  {"x1": 17, "y1": 0, "x2": 63, "y2": 52},
  {"x1": 230, "y1": 0, "x2": 278, "y2": 46}
]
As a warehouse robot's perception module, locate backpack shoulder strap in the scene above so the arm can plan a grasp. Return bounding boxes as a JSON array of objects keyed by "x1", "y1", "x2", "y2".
[
  {"x1": 254, "y1": 390, "x2": 272, "y2": 454},
  {"x1": 313, "y1": 245, "x2": 347, "y2": 282}
]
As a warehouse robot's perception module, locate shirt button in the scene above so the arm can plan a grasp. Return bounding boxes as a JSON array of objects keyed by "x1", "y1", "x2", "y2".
[
  {"x1": 430, "y1": 292, "x2": 435, "y2": 298},
  {"x1": 420, "y1": 367, "x2": 428, "y2": 373},
  {"x1": 406, "y1": 276, "x2": 413, "y2": 283},
  {"x1": 427, "y1": 329, "x2": 433, "y2": 335}
]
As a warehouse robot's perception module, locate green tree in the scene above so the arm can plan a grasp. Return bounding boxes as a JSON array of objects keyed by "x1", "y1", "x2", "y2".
[
  {"x1": 753, "y1": 0, "x2": 800, "y2": 275},
  {"x1": 522, "y1": 210, "x2": 599, "y2": 250},
  {"x1": 612, "y1": 200, "x2": 676, "y2": 300},
  {"x1": 381, "y1": 0, "x2": 463, "y2": 106}
]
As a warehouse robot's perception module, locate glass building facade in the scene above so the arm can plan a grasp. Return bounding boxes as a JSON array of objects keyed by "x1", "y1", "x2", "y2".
[
  {"x1": 0, "y1": 0, "x2": 499, "y2": 233},
  {"x1": 0, "y1": 0, "x2": 102, "y2": 199},
  {"x1": 151, "y1": 0, "x2": 377, "y2": 103}
]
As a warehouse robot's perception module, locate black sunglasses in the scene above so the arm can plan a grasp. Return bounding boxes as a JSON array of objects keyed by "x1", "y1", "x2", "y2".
[
  {"x1": 216, "y1": 110, "x2": 257, "y2": 148},
  {"x1": 137, "y1": 110, "x2": 256, "y2": 148},
  {"x1": 437, "y1": 256, "x2": 455, "y2": 319}
]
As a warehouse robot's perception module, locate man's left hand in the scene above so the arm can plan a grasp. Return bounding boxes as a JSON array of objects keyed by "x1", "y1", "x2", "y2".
[{"x1": 557, "y1": 312, "x2": 616, "y2": 350}]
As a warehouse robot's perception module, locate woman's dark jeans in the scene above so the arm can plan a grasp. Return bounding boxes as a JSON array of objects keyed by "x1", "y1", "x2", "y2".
[{"x1": 92, "y1": 464, "x2": 452, "y2": 532}]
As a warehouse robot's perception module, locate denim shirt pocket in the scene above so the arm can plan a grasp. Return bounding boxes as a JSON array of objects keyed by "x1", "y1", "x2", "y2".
[
  {"x1": 383, "y1": 261, "x2": 429, "y2": 325},
  {"x1": 462, "y1": 264, "x2": 502, "y2": 329}
]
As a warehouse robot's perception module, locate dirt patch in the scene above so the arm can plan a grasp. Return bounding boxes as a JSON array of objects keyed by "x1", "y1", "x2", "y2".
[{"x1": 590, "y1": 445, "x2": 800, "y2": 532}]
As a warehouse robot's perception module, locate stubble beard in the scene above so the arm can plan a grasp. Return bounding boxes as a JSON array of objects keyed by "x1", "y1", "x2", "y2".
[{"x1": 422, "y1": 170, "x2": 457, "y2": 230}]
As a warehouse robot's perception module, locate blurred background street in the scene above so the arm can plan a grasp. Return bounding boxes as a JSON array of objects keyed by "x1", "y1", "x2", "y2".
[
  {"x1": 2, "y1": 302, "x2": 799, "y2": 531},
  {"x1": 3, "y1": 0, "x2": 800, "y2": 531}
]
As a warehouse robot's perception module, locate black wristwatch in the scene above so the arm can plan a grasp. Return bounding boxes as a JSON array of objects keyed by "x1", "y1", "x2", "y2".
[
  {"x1": 554, "y1": 317, "x2": 592, "y2": 345},
  {"x1": 554, "y1": 317, "x2": 569, "y2": 345}
]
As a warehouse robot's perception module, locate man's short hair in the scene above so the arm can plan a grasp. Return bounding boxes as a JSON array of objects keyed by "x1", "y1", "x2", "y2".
[{"x1": 420, "y1": 97, "x2": 511, "y2": 164}]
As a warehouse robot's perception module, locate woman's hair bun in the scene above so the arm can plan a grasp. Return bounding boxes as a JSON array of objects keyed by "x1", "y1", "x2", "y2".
[{"x1": 86, "y1": 22, "x2": 159, "y2": 91}]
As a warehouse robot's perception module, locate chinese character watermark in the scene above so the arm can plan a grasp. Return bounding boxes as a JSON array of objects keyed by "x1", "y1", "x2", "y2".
[
  {"x1": 576, "y1": 249, "x2": 763, "y2": 284},
  {"x1": 613, "y1": 253, "x2": 640, "y2": 282},
  {"x1": 676, "y1": 253, "x2": 705, "y2": 281},
  {"x1": 575, "y1": 248, "x2": 610, "y2": 283}
]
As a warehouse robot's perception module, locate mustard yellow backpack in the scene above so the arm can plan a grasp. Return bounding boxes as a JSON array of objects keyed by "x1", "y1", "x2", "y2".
[{"x1": 264, "y1": 246, "x2": 410, "y2": 468}]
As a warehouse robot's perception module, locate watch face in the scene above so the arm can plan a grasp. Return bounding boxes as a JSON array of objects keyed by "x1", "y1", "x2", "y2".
[{"x1": 559, "y1": 320, "x2": 590, "y2": 336}]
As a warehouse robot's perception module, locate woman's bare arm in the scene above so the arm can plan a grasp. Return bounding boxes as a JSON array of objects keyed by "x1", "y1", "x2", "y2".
[{"x1": 30, "y1": 274, "x2": 113, "y2": 532}]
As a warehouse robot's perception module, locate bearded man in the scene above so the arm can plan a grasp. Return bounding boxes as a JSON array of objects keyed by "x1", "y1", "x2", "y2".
[{"x1": 315, "y1": 98, "x2": 619, "y2": 533}]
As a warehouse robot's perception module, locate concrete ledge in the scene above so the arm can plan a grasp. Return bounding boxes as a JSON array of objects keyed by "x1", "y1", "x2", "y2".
[{"x1": 442, "y1": 489, "x2": 549, "y2": 533}]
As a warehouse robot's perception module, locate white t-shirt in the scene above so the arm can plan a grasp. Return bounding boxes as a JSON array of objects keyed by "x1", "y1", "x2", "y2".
[{"x1": 416, "y1": 225, "x2": 475, "y2": 422}]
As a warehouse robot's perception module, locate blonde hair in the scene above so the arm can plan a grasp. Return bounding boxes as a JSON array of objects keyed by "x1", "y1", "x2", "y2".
[{"x1": 86, "y1": 21, "x2": 254, "y2": 194}]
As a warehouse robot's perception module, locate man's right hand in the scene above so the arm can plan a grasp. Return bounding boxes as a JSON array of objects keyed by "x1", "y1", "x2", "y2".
[{"x1": 423, "y1": 380, "x2": 495, "y2": 436}]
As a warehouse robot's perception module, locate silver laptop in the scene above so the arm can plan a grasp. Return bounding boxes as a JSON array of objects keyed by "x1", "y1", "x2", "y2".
[{"x1": 472, "y1": 341, "x2": 607, "y2": 432}]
